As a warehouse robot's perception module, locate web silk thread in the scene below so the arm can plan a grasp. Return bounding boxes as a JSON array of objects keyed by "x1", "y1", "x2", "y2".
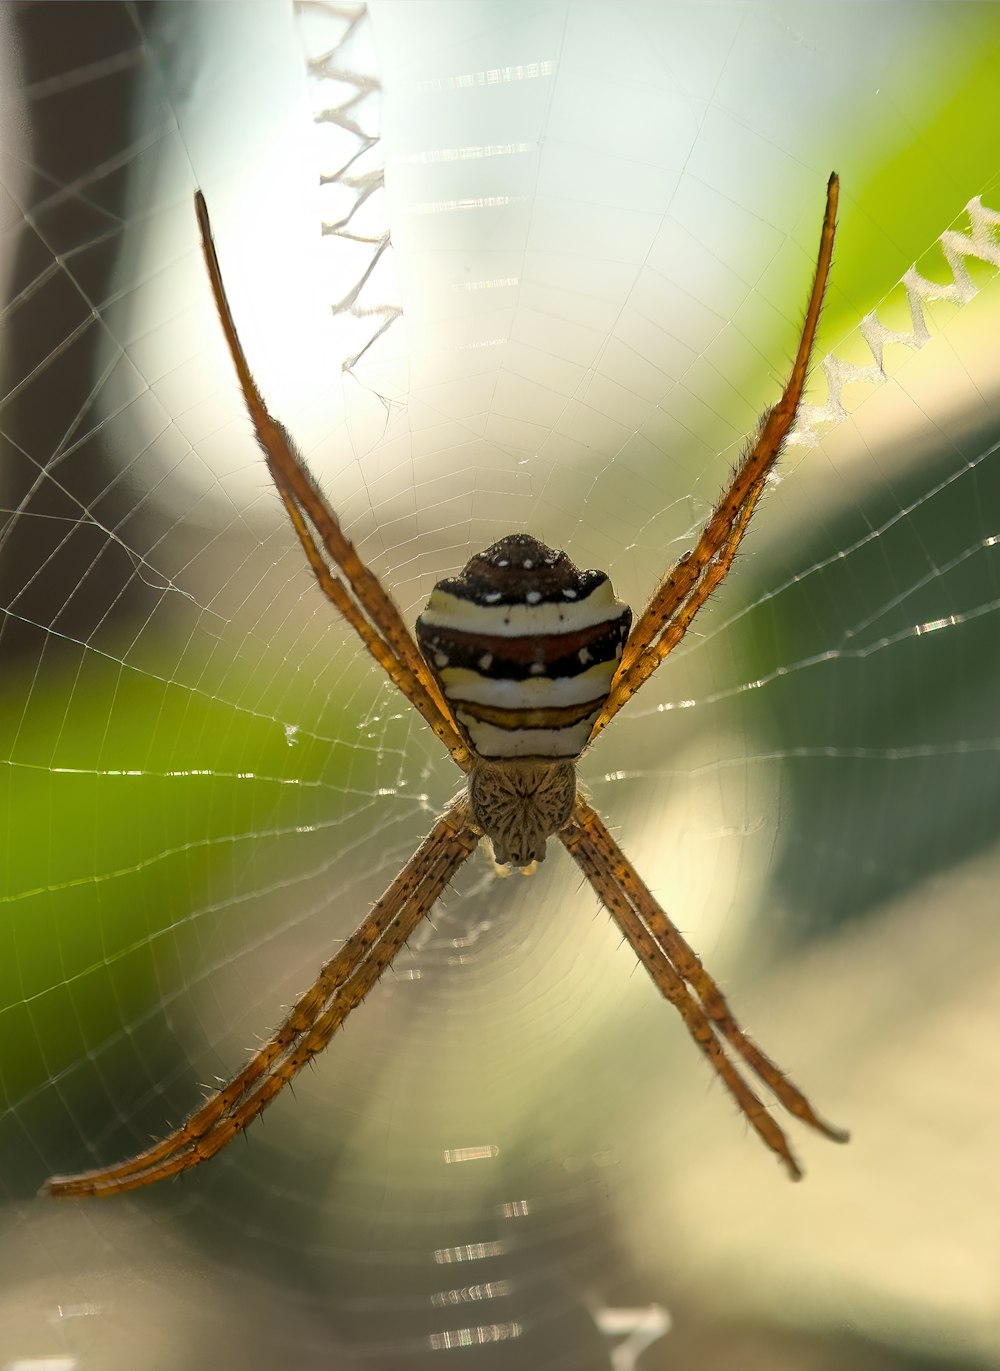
[{"x1": 791, "y1": 195, "x2": 1000, "y2": 446}]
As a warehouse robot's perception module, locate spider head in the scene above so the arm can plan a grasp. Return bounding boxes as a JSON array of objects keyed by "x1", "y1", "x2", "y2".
[{"x1": 468, "y1": 758, "x2": 577, "y2": 868}]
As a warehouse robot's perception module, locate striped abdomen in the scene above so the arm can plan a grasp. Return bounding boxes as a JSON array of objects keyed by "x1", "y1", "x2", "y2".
[{"x1": 416, "y1": 534, "x2": 632, "y2": 759}]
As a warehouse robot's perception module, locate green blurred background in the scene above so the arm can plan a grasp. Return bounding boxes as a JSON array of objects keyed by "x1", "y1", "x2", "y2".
[{"x1": 2, "y1": 3, "x2": 1000, "y2": 1368}]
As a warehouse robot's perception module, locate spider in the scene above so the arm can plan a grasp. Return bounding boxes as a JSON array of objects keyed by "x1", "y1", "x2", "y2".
[{"x1": 45, "y1": 173, "x2": 847, "y2": 1198}]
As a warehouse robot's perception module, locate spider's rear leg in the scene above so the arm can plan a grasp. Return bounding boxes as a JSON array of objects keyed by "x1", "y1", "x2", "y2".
[
  {"x1": 561, "y1": 816, "x2": 807, "y2": 1178},
  {"x1": 578, "y1": 801, "x2": 849, "y2": 1147},
  {"x1": 45, "y1": 806, "x2": 478, "y2": 1198},
  {"x1": 562, "y1": 801, "x2": 847, "y2": 1177}
]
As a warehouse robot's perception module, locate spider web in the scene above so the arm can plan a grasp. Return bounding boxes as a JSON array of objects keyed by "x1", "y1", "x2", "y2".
[{"x1": 2, "y1": 3, "x2": 1000, "y2": 1368}]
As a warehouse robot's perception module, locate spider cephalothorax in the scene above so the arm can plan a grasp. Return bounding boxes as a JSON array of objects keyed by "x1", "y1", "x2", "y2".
[
  {"x1": 466, "y1": 757, "x2": 577, "y2": 867},
  {"x1": 44, "y1": 176, "x2": 847, "y2": 1199}
]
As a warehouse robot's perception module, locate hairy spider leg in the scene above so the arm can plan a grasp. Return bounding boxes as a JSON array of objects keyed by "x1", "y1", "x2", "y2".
[
  {"x1": 46, "y1": 808, "x2": 477, "y2": 1197},
  {"x1": 589, "y1": 173, "x2": 839, "y2": 745},
  {"x1": 195, "y1": 192, "x2": 471, "y2": 771}
]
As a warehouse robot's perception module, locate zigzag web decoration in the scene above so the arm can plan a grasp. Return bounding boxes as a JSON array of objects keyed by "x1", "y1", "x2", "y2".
[
  {"x1": 790, "y1": 192, "x2": 1000, "y2": 446},
  {"x1": 294, "y1": 0, "x2": 402, "y2": 377}
]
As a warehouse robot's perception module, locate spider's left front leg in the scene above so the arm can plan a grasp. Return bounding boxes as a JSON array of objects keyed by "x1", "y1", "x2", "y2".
[
  {"x1": 194, "y1": 191, "x2": 472, "y2": 773},
  {"x1": 561, "y1": 799, "x2": 847, "y2": 1179}
]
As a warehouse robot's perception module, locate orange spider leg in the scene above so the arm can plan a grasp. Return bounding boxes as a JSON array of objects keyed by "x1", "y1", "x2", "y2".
[
  {"x1": 45, "y1": 806, "x2": 477, "y2": 1198},
  {"x1": 590, "y1": 471, "x2": 763, "y2": 710},
  {"x1": 561, "y1": 799, "x2": 846, "y2": 1179},
  {"x1": 589, "y1": 173, "x2": 839, "y2": 745},
  {"x1": 572, "y1": 798, "x2": 847, "y2": 1146},
  {"x1": 195, "y1": 192, "x2": 471, "y2": 773}
]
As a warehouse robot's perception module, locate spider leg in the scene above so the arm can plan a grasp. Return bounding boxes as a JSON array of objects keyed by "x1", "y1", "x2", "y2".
[
  {"x1": 561, "y1": 800, "x2": 846, "y2": 1179},
  {"x1": 195, "y1": 192, "x2": 472, "y2": 773},
  {"x1": 45, "y1": 806, "x2": 477, "y2": 1198},
  {"x1": 588, "y1": 173, "x2": 839, "y2": 746},
  {"x1": 573, "y1": 799, "x2": 847, "y2": 1140}
]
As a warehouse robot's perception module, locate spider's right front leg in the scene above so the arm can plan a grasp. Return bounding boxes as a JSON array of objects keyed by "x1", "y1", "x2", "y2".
[{"x1": 587, "y1": 174, "x2": 840, "y2": 746}]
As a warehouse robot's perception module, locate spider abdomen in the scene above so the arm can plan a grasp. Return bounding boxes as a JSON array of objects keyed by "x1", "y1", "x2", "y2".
[{"x1": 416, "y1": 534, "x2": 631, "y2": 759}]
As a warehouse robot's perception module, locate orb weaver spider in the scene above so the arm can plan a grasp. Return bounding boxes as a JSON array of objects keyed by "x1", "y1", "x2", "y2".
[{"x1": 45, "y1": 174, "x2": 847, "y2": 1198}]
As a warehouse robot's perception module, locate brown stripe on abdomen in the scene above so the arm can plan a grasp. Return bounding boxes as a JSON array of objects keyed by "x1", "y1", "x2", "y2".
[{"x1": 421, "y1": 616, "x2": 629, "y2": 679}]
